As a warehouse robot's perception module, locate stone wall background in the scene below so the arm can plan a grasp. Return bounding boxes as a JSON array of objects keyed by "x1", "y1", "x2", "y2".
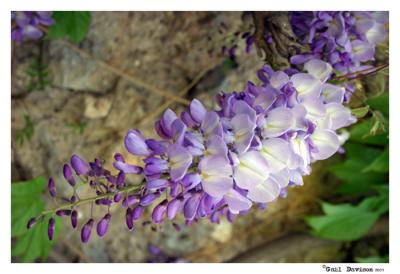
[{"x1": 11, "y1": 11, "x2": 388, "y2": 263}]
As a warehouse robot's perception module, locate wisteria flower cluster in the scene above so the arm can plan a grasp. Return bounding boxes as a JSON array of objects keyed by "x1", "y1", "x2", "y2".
[
  {"x1": 11, "y1": 11, "x2": 54, "y2": 41},
  {"x1": 289, "y1": 11, "x2": 388, "y2": 74},
  {"x1": 236, "y1": 11, "x2": 387, "y2": 74},
  {"x1": 27, "y1": 59, "x2": 356, "y2": 243}
]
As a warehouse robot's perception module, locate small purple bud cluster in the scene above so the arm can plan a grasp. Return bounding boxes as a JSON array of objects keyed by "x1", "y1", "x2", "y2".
[
  {"x1": 11, "y1": 11, "x2": 55, "y2": 42},
  {"x1": 27, "y1": 153, "x2": 142, "y2": 243},
  {"x1": 229, "y1": 11, "x2": 387, "y2": 75},
  {"x1": 28, "y1": 59, "x2": 357, "y2": 243},
  {"x1": 289, "y1": 11, "x2": 388, "y2": 74}
]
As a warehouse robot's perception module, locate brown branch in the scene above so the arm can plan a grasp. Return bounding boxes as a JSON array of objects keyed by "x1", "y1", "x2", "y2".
[
  {"x1": 252, "y1": 11, "x2": 307, "y2": 70},
  {"x1": 334, "y1": 64, "x2": 389, "y2": 82}
]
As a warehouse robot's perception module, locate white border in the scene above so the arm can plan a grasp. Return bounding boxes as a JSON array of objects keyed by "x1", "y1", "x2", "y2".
[{"x1": 1, "y1": 1, "x2": 398, "y2": 274}]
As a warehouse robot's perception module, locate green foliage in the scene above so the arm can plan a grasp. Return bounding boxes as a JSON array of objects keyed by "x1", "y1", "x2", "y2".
[
  {"x1": 25, "y1": 61, "x2": 52, "y2": 92},
  {"x1": 47, "y1": 11, "x2": 91, "y2": 43},
  {"x1": 305, "y1": 201, "x2": 381, "y2": 241},
  {"x1": 11, "y1": 178, "x2": 61, "y2": 262},
  {"x1": 351, "y1": 106, "x2": 370, "y2": 119},
  {"x1": 65, "y1": 120, "x2": 87, "y2": 134},
  {"x1": 329, "y1": 142, "x2": 386, "y2": 195},
  {"x1": 366, "y1": 94, "x2": 389, "y2": 118},
  {"x1": 307, "y1": 92, "x2": 389, "y2": 246},
  {"x1": 355, "y1": 255, "x2": 389, "y2": 263},
  {"x1": 15, "y1": 115, "x2": 34, "y2": 145}
]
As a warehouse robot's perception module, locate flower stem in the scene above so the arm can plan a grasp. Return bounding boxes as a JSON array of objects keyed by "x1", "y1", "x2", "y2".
[{"x1": 40, "y1": 183, "x2": 143, "y2": 216}]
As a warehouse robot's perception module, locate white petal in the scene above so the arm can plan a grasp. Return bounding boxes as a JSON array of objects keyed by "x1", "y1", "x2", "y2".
[
  {"x1": 321, "y1": 83, "x2": 345, "y2": 103},
  {"x1": 310, "y1": 129, "x2": 340, "y2": 160},
  {"x1": 234, "y1": 151, "x2": 269, "y2": 189},
  {"x1": 224, "y1": 189, "x2": 252, "y2": 213},
  {"x1": 291, "y1": 73, "x2": 322, "y2": 101},
  {"x1": 202, "y1": 175, "x2": 233, "y2": 198},
  {"x1": 247, "y1": 177, "x2": 280, "y2": 203},
  {"x1": 261, "y1": 138, "x2": 291, "y2": 172},
  {"x1": 325, "y1": 103, "x2": 357, "y2": 130},
  {"x1": 263, "y1": 107, "x2": 294, "y2": 138},
  {"x1": 304, "y1": 59, "x2": 333, "y2": 82}
]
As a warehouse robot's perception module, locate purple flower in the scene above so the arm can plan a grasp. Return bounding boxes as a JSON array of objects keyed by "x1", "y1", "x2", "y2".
[
  {"x1": 126, "y1": 208, "x2": 134, "y2": 230},
  {"x1": 167, "y1": 144, "x2": 192, "y2": 181},
  {"x1": 11, "y1": 11, "x2": 55, "y2": 42},
  {"x1": 146, "y1": 179, "x2": 169, "y2": 190},
  {"x1": 125, "y1": 129, "x2": 151, "y2": 156},
  {"x1": 48, "y1": 217, "x2": 55, "y2": 240},
  {"x1": 71, "y1": 210, "x2": 78, "y2": 229},
  {"x1": 167, "y1": 198, "x2": 182, "y2": 220},
  {"x1": 140, "y1": 192, "x2": 160, "y2": 207},
  {"x1": 81, "y1": 219, "x2": 94, "y2": 243},
  {"x1": 183, "y1": 192, "x2": 202, "y2": 221},
  {"x1": 144, "y1": 157, "x2": 168, "y2": 176},
  {"x1": 188, "y1": 99, "x2": 207, "y2": 124},
  {"x1": 199, "y1": 156, "x2": 233, "y2": 198},
  {"x1": 38, "y1": 54, "x2": 362, "y2": 241},
  {"x1": 27, "y1": 217, "x2": 36, "y2": 229},
  {"x1": 97, "y1": 213, "x2": 111, "y2": 237},
  {"x1": 113, "y1": 157, "x2": 143, "y2": 174},
  {"x1": 63, "y1": 164, "x2": 76, "y2": 186},
  {"x1": 155, "y1": 109, "x2": 178, "y2": 139},
  {"x1": 152, "y1": 200, "x2": 168, "y2": 224},
  {"x1": 71, "y1": 154, "x2": 90, "y2": 176},
  {"x1": 262, "y1": 107, "x2": 295, "y2": 138},
  {"x1": 47, "y1": 178, "x2": 56, "y2": 197}
]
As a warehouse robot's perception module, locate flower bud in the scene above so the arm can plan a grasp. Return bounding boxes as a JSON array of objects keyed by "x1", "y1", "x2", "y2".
[
  {"x1": 48, "y1": 178, "x2": 56, "y2": 197},
  {"x1": 122, "y1": 195, "x2": 139, "y2": 207},
  {"x1": 27, "y1": 217, "x2": 36, "y2": 229},
  {"x1": 71, "y1": 154, "x2": 90, "y2": 176},
  {"x1": 152, "y1": 200, "x2": 167, "y2": 224},
  {"x1": 132, "y1": 206, "x2": 144, "y2": 220},
  {"x1": 210, "y1": 211, "x2": 220, "y2": 224},
  {"x1": 116, "y1": 171, "x2": 125, "y2": 188},
  {"x1": 96, "y1": 213, "x2": 111, "y2": 237},
  {"x1": 114, "y1": 193, "x2": 122, "y2": 203},
  {"x1": 226, "y1": 211, "x2": 236, "y2": 223},
  {"x1": 56, "y1": 209, "x2": 72, "y2": 217},
  {"x1": 81, "y1": 218, "x2": 94, "y2": 243},
  {"x1": 71, "y1": 210, "x2": 78, "y2": 228},
  {"x1": 183, "y1": 192, "x2": 202, "y2": 221},
  {"x1": 63, "y1": 164, "x2": 76, "y2": 186},
  {"x1": 140, "y1": 192, "x2": 160, "y2": 207},
  {"x1": 126, "y1": 208, "x2": 134, "y2": 230},
  {"x1": 146, "y1": 179, "x2": 168, "y2": 190},
  {"x1": 48, "y1": 217, "x2": 55, "y2": 240},
  {"x1": 167, "y1": 198, "x2": 182, "y2": 220}
]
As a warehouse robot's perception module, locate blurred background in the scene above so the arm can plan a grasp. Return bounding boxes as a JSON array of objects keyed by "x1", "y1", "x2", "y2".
[{"x1": 11, "y1": 11, "x2": 389, "y2": 263}]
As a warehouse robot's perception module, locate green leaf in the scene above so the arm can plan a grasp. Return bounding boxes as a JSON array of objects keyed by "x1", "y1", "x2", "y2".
[
  {"x1": 350, "y1": 119, "x2": 388, "y2": 145},
  {"x1": 329, "y1": 142, "x2": 387, "y2": 195},
  {"x1": 306, "y1": 205, "x2": 380, "y2": 241},
  {"x1": 355, "y1": 255, "x2": 389, "y2": 263},
  {"x1": 47, "y1": 11, "x2": 91, "y2": 43},
  {"x1": 366, "y1": 94, "x2": 389, "y2": 118},
  {"x1": 363, "y1": 146, "x2": 389, "y2": 173},
  {"x1": 11, "y1": 178, "x2": 61, "y2": 262},
  {"x1": 351, "y1": 106, "x2": 370, "y2": 119},
  {"x1": 359, "y1": 196, "x2": 388, "y2": 215}
]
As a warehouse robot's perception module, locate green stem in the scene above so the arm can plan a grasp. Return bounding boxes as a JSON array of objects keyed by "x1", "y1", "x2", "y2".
[{"x1": 40, "y1": 183, "x2": 143, "y2": 216}]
